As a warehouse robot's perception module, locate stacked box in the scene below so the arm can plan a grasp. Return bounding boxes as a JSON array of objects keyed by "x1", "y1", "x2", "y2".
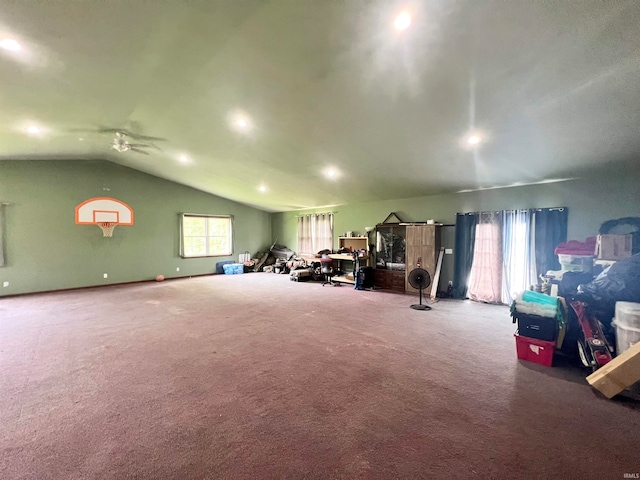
[
  {"x1": 595, "y1": 234, "x2": 632, "y2": 260},
  {"x1": 223, "y1": 263, "x2": 244, "y2": 275},
  {"x1": 514, "y1": 314, "x2": 558, "y2": 342}
]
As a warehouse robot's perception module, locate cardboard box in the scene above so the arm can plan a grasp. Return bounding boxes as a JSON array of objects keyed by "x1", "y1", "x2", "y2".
[
  {"x1": 587, "y1": 340, "x2": 640, "y2": 398},
  {"x1": 594, "y1": 234, "x2": 632, "y2": 260}
]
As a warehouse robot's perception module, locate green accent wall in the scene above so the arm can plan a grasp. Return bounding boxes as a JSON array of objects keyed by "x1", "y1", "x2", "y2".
[
  {"x1": 0, "y1": 160, "x2": 272, "y2": 296},
  {"x1": 272, "y1": 163, "x2": 640, "y2": 289}
]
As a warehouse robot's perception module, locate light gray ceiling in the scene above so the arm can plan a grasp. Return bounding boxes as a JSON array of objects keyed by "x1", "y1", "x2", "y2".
[{"x1": 1, "y1": 0, "x2": 639, "y2": 212}]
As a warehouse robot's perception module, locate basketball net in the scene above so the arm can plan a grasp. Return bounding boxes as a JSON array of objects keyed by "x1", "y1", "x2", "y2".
[{"x1": 97, "y1": 222, "x2": 117, "y2": 237}]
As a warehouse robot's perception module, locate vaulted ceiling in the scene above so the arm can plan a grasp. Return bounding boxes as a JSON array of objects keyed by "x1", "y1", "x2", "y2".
[{"x1": 1, "y1": 0, "x2": 639, "y2": 212}]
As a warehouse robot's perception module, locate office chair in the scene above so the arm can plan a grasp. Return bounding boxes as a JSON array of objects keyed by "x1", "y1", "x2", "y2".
[{"x1": 320, "y1": 257, "x2": 338, "y2": 286}]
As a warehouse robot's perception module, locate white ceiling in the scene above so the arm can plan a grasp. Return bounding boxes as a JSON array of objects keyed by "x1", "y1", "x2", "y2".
[{"x1": 1, "y1": 0, "x2": 639, "y2": 212}]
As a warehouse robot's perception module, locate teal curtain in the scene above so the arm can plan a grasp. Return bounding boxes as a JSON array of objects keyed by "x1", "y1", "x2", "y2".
[
  {"x1": 533, "y1": 208, "x2": 568, "y2": 275},
  {"x1": 453, "y1": 213, "x2": 478, "y2": 299}
]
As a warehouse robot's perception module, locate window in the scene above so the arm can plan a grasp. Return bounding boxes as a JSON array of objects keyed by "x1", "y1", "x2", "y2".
[
  {"x1": 457, "y1": 207, "x2": 567, "y2": 304},
  {"x1": 297, "y1": 213, "x2": 333, "y2": 255},
  {"x1": 180, "y1": 214, "x2": 232, "y2": 258}
]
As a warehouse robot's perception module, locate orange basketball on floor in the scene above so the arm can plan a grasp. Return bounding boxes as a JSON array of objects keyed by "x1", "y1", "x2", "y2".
[{"x1": 156, "y1": 275, "x2": 165, "y2": 282}]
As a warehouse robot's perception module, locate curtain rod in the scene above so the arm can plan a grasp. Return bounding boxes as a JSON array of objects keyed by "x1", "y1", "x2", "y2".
[
  {"x1": 458, "y1": 207, "x2": 565, "y2": 215},
  {"x1": 295, "y1": 211, "x2": 336, "y2": 217}
]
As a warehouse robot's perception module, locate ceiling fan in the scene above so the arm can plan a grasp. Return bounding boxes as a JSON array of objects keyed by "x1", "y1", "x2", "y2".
[
  {"x1": 111, "y1": 131, "x2": 155, "y2": 155},
  {"x1": 71, "y1": 123, "x2": 166, "y2": 155},
  {"x1": 99, "y1": 126, "x2": 166, "y2": 142}
]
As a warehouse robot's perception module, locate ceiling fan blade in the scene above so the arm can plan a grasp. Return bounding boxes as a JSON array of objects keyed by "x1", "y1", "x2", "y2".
[
  {"x1": 137, "y1": 143, "x2": 162, "y2": 152},
  {"x1": 129, "y1": 147, "x2": 150, "y2": 155},
  {"x1": 96, "y1": 127, "x2": 166, "y2": 142},
  {"x1": 127, "y1": 133, "x2": 167, "y2": 142},
  {"x1": 98, "y1": 127, "x2": 129, "y2": 135}
]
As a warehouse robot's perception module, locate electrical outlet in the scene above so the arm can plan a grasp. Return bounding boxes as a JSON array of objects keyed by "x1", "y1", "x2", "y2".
[
  {"x1": 176, "y1": 267, "x2": 180, "y2": 272},
  {"x1": 445, "y1": 248, "x2": 453, "y2": 255},
  {"x1": 103, "y1": 273, "x2": 108, "y2": 279},
  {"x1": 2, "y1": 281, "x2": 8, "y2": 287}
]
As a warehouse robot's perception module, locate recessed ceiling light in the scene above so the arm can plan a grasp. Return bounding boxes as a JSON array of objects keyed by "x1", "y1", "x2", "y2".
[
  {"x1": 394, "y1": 12, "x2": 411, "y2": 31},
  {"x1": 325, "y1": 168, "x2": 341, "y2": 180},
  {"x1": 26, "y1": 125, "x2": 41, "y2": 135},
  {"x1": 179, "y1": 154, "x2": 190, "y2": 163},
  {"x1": 0, "y1": 38, "x2": 21, "y2": 51},
  {"x1": 228, "y1": 110, "x2": 253, "y2": 133},
  {"x1": 258, "y1": 185, "x2": 267, "y2": 193},
  {"x1": 234, "y1": 116, "x2": 252, "y2": 132},
  {"x1": 78, "y1": 137, "x2": 84, "y2": 141},
  {"x1": 467, "y1": 135, "x2": 482, "y2": 145}
]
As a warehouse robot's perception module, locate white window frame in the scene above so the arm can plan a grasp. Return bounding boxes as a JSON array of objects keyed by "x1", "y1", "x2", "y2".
[{"x1": 180, "y1": 213, "x2": 233, "y2": 258}]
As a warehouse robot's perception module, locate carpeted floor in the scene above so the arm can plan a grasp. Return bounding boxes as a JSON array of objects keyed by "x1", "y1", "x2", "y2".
[{"x1": 1, "y1": 273, "x2": 639, "y2": 479}]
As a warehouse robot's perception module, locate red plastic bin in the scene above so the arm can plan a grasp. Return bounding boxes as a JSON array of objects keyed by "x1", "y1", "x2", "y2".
[{"x1": 514, "y1": 333, "x2": 555, "y2": 367}]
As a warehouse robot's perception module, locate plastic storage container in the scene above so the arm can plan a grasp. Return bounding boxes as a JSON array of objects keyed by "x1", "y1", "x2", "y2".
[
  {"x1": 223, "y1": 263, "x2": 244, "y2": 275},
  {"x1": 521, "y1": 290, "x2": 559, "y2": 307},
  {"x1": 216, "y1": 260, "x2": 234, "y2": 274},
  {"x1": 613, "y1": 302, "x2": 640, "y2": 354},
  {"x1": 515, "y1": 333, "x2": 555, "y2": 367},
  {"x1": 514, "y1": 314, "x2": 558, "y2": 342},
  {"x1": 557, "y1": 254, "x2": 594, "y2": 272}
]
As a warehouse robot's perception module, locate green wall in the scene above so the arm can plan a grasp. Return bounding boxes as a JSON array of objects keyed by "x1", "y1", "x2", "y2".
[
  {"x1": 3, "y1": 159, "x2": 637, "y2": 296},
  {"x1": 0, "y1": 160, "x2": 272, "y2": 296},
  {"x1": 272, "y1": 162, "x2": 640, "y2": 289}
]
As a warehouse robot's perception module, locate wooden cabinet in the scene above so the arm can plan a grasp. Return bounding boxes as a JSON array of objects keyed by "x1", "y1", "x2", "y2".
[
  {"x1": 374, "y1": 222, "x2": 406, "y2": 291},
  {"x1": 373, "y1": 269, "x2": 405, "y2": 292},
  {"x1": 405, "y1": 225, "x2": 441, "y2": 294},
  {"x1": 373, "y1": 220, "x2": 439, "y2": 293}
]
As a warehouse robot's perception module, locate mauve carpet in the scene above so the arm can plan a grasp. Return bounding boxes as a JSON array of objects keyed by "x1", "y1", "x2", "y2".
[{"x1": 1, "y1": 273, "x2": 639, "y2": 479}]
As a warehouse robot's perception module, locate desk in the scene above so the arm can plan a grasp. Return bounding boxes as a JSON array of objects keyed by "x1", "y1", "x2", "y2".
[{"x1": 329, "y1": 253, "x2": 369, "y2": 285}]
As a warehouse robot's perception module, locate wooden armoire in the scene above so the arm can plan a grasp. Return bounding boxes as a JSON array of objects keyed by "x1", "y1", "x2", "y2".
[{"x1": 404, "y1": 224, "x2": 441, "y2": 294}]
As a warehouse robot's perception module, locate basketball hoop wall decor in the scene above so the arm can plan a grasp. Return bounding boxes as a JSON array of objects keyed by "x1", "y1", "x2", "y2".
[{"x1": 75, "y1": 197, "x2": 134, "y2": 237}]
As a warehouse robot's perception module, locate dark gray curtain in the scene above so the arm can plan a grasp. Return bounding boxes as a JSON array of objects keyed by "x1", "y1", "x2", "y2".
[
  {"x1": 533, "y1": 207, "x2": 568, "y2": 275},
  {"x1": 453, "y1": 212, "x2": 478, "y2": 299}
]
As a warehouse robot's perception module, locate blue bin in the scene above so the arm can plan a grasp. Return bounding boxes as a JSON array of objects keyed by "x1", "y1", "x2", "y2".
[
  {"x1": 223, "y1": 263, "x2": 244, "y2": 275},
  {"x1": 216, "y1": 260, "x2": 234, "y2": 274}
]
